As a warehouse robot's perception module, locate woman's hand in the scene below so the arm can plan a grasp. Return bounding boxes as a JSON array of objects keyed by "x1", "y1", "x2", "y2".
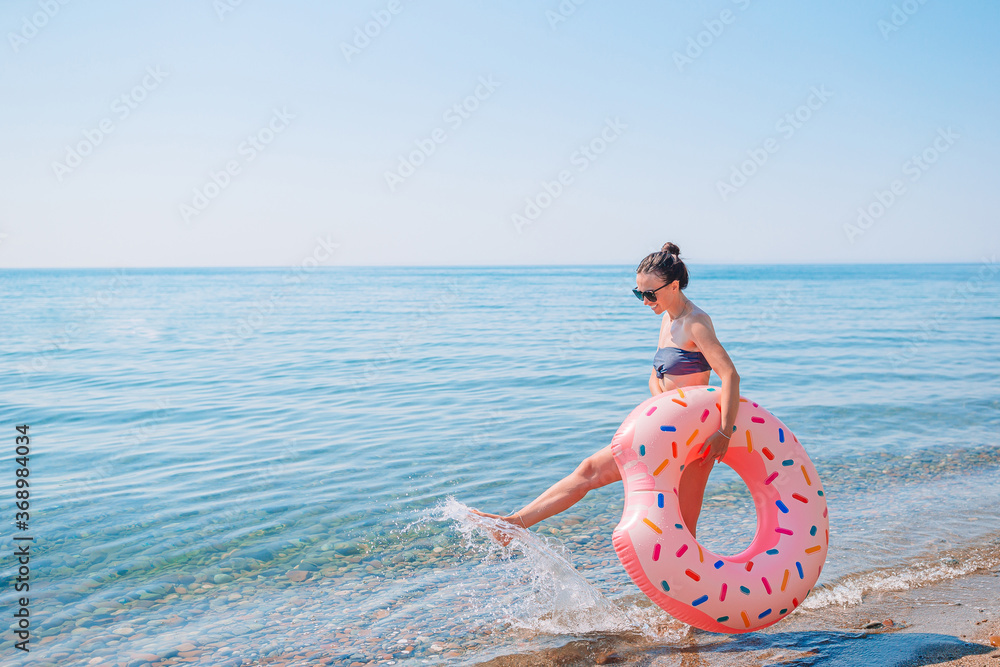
[{"x1": 697, "y1": 430, "x2": 730, "y2": 463}]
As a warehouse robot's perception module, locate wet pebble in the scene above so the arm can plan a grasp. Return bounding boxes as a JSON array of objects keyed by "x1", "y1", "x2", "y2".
[{"x1": 334, "y1": 542, "x2": 362, "y2": 556}]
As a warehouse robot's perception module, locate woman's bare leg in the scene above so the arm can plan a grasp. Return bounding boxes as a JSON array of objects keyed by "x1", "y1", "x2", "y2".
[
  {"x1": 513, "y1": 444, "x2": 622, "y2": 527},
  {"x1": 472, "y1": 444, "x2": 621, "y2": 530},
  {"x1": 678, "y1": 456, "x2": 715, "y2": 536},
  {"x1": 474, "y1": 445, "x2": 716, "y2": 539}
]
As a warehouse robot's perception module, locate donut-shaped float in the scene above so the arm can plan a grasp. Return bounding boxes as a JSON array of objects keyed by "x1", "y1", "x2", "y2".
[{"x1": 610, "y1": 385, "x2": 829, "y2": 633}]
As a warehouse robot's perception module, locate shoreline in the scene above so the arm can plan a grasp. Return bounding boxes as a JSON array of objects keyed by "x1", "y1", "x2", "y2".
[{"x1": 479, "y1": 570, "x2": 1000, "y2": 666}]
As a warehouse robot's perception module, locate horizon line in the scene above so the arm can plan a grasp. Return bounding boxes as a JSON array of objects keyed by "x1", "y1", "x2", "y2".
[{"x1": 0, "y1": 260, "x2": 993, "y2": 271}]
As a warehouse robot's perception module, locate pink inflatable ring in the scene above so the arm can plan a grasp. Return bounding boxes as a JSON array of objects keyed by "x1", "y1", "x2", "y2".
[{"x1": 610, "y1": 385, "x2": 829, "y2": 633}]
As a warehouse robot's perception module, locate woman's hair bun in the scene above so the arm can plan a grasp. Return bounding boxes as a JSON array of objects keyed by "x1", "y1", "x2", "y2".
[{"x1": 637, "y1": 241, "x2": 689, "y2": 289}]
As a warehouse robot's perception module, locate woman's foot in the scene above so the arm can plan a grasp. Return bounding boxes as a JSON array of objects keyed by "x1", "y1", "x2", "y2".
[{"x1": 469, "y1": 509, "x2": 525, "y2": 547}]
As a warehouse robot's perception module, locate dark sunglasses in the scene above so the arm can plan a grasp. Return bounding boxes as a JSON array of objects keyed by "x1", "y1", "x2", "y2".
[{"x1": 632, "y1": 282, "x2": 672, "y2": 302}]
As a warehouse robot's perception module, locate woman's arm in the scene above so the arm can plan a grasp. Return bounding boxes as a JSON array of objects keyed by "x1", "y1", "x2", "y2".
[
  {"x1": 689, "y1": 316, "x2": 740, "y2": 460},
  {"x1": 649, "y1": 368, "x2": 662, "y2": 396}
]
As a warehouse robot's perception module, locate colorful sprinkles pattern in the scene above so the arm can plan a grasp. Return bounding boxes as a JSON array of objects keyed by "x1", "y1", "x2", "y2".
[{"x1": 611, "y1": 386, "x2": 829, "y2": 634}]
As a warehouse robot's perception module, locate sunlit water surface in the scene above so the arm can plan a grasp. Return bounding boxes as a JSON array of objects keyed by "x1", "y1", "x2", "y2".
[{"x1": 1, "y1": 263, "x2": 998, "y2": 665}]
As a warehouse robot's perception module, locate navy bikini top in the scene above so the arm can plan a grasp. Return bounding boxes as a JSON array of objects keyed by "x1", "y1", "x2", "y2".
[{"x1": 653, "y1": 346, "x2": 712, "y2": 378}]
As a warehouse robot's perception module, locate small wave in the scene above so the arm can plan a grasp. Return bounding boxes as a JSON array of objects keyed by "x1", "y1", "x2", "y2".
[
  {"x1": 803, "y1": 535, "x2": 1000, "y2": 609},
  {"x1": 432, "y1": 498, "x2": 687, "y2": 640}
]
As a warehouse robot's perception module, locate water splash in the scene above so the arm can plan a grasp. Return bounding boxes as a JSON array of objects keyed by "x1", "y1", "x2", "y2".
[{"x1": 432, "y1": 497, "x2": 687, "y2": 640}]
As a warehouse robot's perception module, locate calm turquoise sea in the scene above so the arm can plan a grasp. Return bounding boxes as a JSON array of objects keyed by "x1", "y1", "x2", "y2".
[{"x1": 1, "y1": 263, "x2": 999, "y2": 665}]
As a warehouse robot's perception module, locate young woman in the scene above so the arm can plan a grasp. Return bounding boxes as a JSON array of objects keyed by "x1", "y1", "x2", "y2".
[{"x1": 474, "y1": 243, "x2": 741, "y2": 540}]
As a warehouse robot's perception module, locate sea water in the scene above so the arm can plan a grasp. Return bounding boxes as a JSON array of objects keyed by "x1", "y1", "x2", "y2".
[{"x1": 0, "y1": 263, "x2": 998, "y2": 665}]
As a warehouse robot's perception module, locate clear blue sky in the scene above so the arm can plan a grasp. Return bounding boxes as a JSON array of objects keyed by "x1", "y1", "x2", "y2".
[{"x1": 1, "y1": 0, "x2": 997, "y2": 267}]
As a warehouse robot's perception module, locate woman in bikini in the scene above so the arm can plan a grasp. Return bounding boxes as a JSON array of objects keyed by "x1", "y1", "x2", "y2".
[{"x1": 473, "y1": 243, "x2": 741, "y2": 539}]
